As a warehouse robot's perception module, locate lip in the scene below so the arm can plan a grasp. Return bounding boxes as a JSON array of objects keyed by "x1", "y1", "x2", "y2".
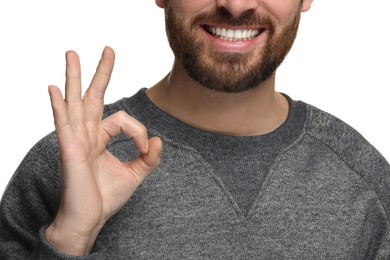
[{"x1": 199, "y1": 24, "x2": 268, "y2": 53}]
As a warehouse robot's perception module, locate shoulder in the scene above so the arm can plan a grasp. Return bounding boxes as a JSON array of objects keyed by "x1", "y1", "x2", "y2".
[
  {"x1": 102, "y1": 88, "x2": 147, "y2": 120},
  {"x1": 302, "y1": 103, "x2": 390, "y2": 217},
  {"x1": 5, "y1": 90, "x2": 146, "y2": 193},
  {"x1": 303, "y1": 103, "x2": 389, "y2": 171}
]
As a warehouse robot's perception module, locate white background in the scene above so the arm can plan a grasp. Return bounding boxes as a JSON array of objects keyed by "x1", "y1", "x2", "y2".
[{"x1": 0, "y1": 0, "x2": 389, "y2": 197}]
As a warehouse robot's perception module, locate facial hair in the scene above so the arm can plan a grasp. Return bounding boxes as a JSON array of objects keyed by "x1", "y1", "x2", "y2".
[{"x1": 164, "y1": 4, "x2": 302, "y2": 93}]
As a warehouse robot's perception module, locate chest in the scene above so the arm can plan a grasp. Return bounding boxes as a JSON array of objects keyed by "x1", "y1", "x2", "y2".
[{"x1": 97, "y1": 143, "x2": 381, "y2": 259}]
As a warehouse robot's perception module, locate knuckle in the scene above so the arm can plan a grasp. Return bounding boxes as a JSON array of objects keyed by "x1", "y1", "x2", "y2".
[
  {"x1": 115, "y1": 111, "x2": 128, "y2": 120},
  {"x1": 112, "y1": 111, "x2": 148, "y2": 138},
  {"x1": 139, "y1": 124, "x2": 148, "y2": 135},
  {"x1": 134, "y1": 123, "x2": 148, "y2": 140}
]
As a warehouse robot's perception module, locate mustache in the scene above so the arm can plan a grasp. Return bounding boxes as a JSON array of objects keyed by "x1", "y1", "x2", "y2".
[{"x1": 191, "y1": 7, "x2": 275, "y2": 30}]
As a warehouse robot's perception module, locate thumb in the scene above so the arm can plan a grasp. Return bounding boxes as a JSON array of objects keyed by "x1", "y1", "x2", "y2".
[
  {"x1": 124, "y1": 136, "x2": 163, "y2": 185},
  {"x1": 141, "y1": 136, "x2": 163, "y2": 168}
]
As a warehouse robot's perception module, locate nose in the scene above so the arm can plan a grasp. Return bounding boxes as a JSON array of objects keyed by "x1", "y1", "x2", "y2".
[{"x1": 216, "y1": 0, "x2": 259, "y2": 18}]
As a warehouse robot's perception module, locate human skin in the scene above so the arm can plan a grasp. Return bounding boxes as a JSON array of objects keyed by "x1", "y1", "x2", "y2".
[
  {"x1": 44, "y1": 48, "x2": 162, "y2": 256},
  {"x1": 45, "y1": 0, "x2": 312, "y2": 256},
  {"x1": 160, "y1": 0, "x2": 305, "y2": 93},
  {"x1": 147, "y1": 0, "x2": 312, "y2": 136}
]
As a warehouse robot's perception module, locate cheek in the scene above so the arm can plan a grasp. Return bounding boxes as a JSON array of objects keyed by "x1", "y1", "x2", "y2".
[
  {"x1": 173, "y1": 0, "x2": 214, "y2": 15},
  {"x1": 262, "y1": 0, "x2": 301, "y2": 26}
]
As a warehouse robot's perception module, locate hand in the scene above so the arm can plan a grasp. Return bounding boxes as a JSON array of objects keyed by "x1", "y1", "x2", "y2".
[{"x1": 45, "y1": 47, "x2": 162, "y2": 256}]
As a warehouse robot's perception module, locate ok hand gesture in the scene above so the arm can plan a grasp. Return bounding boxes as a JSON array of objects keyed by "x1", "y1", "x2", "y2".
[{"x1": 45, "y1": 47, "x2": 162, "y2": 256}]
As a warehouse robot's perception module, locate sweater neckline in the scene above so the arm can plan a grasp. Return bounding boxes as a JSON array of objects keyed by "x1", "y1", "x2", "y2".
[{"x1": 126, "y1": 88, "x2": 306, "y2": 156}]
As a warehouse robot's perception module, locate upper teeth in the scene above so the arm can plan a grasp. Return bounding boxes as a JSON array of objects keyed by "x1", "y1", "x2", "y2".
[{"x1": 208, "y1": 26, "x2": 261, "y2": 42}]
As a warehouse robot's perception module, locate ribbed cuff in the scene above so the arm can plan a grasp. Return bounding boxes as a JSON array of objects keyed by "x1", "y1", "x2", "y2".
[{"x1": 30, "y1": 225, "x2": 103, "y2": 260}]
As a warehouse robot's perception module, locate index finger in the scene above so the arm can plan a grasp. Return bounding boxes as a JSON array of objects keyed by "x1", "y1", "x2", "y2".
[{"x1": 83, "y1": 46, "x2": 115, "y2": 122}]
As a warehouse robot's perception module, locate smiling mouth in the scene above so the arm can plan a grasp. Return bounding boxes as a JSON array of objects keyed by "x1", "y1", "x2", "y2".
[{"x1": 203, "y1": 25, "x2": 266, "y2": 42}]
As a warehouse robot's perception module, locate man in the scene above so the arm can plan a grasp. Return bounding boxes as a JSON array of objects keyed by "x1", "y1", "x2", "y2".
[{"x1": 1, "y1": 0, "x2": 389, "y2": 259}]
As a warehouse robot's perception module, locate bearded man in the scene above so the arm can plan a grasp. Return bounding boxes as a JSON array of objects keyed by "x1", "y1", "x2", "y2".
[{"x1": 1, "y1": 0, "x2": 389, "y2": 259}]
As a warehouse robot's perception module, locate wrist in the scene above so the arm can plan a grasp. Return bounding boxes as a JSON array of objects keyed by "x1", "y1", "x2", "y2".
[{"x1": 45, "y1": 222, "x2": 99, "y2": 256}]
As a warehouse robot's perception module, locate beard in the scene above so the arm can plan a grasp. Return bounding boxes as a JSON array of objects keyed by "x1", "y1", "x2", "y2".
[{"x1": 164, "y1": 4, "x2": 302, "y2": 93}]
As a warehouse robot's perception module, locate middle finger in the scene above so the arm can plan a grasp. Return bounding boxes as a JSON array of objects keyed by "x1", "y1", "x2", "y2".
[{"x1": 65, "y1": 50, "x2": 85, "y2": 127}]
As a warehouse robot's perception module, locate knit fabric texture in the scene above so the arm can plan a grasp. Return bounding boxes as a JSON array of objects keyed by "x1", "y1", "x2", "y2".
[{"x1": 1, "y1": 88, "x2": 389, "y2": 259}]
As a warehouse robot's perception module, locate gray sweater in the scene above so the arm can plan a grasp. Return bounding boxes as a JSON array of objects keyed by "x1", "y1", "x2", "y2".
[{"x1": 1, "y1": 89, "x2": 389, "y2": 259}]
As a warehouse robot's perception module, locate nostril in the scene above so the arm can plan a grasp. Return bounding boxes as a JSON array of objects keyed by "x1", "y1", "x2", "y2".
[
  {"x1": 214, "y1": 7, "x2": 259, "y2": 27},
  {"x1": 217, "y1": 7, "x2": 235, "y2": 19},
  {"x1": 216, "y1": 1, "x2": 258, "y2": 19}
]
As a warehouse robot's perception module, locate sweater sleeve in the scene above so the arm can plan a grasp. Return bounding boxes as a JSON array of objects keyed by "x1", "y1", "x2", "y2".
[
  {"x1": 0, "y1": 102, "x2": 123, "y2": 259},
  {"x1": 0, "y1": 133, "x2": 103, "y2": 259},
  {"x1": 305, "y1": 105, "x2": 390, "y2": 221},
  {"x1": 305, "y1": 104, "x2": 390, "y2": 257},
  {"x1": 29, "y1": 226, "x2": 102, "y2": 260}
]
